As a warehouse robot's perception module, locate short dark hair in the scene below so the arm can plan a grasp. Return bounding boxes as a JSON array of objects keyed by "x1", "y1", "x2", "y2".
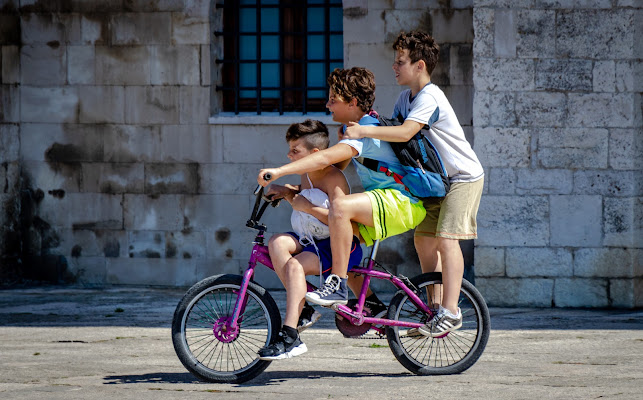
[
  {"x1": 286, "y1": 119, "x2": 330, "y2": 150},
  {"x1": 327, "y1": 67, "x2": 376, "y2": 113},
  {"x1": 393, "y1": 30, "x2": 440, "y2": 75}
]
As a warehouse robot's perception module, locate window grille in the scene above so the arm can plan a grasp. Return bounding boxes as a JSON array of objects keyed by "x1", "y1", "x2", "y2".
[{"x1": 215, "y1": 0, "x2": 343, "y2": 114}]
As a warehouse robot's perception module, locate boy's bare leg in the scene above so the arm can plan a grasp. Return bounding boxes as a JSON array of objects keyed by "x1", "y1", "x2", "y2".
[
  {"x1": 437, "y1": 237, "x2": 464, "y2": 315},
  {"x1": 415, "y1": 236, "x2": 442, "y2": 309},
  {"x1": 282, "y1": 252, "x2": 320, "y2": 328},
  {"x1": 268, "y1": 233, "x2": 303, "y2": 286},
  {"x1": 328, "y1": 193, "x2": 374, "y2": 277}
]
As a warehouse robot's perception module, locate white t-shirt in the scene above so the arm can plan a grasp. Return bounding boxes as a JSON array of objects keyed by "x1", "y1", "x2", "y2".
[{"x1": 393, "y1": 84, "x2": 484, "y2": 183}]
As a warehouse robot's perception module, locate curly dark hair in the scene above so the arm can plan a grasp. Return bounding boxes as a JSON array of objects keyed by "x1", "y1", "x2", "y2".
[
  {"x1": 393, "y1": 30, "x2": 440, "y2": 75},
  {"x1": 285, "y1": 119, "x2": 329, "y2": 150},
  {"x1": 327, "y1": 67, "x2": 376, "y2": 113}
]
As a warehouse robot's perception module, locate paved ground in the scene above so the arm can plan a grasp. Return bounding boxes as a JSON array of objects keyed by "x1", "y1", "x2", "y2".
[{"x1": 0, "y1": 285, "x2": 641, "y2": 399}]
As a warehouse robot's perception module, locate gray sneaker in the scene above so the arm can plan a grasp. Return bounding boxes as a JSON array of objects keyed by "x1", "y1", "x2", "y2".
[
  {"x1": 305, "y1": 274, "x2": 348, "y2": 307},
  {"x1": 418, "y1": 307, "x2": 462, "y2": 338}
]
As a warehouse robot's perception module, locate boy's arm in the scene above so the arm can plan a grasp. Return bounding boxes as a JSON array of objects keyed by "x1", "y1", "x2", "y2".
[
  {"x1": 343, "y1": 120, "x2": 423, "y2": 142},
  {"x1": 257, "y1": 143, "x2": 356, "y2": 186},
  {"x1": 290, "y1": 170, "x2": 349, "y2": 225}
]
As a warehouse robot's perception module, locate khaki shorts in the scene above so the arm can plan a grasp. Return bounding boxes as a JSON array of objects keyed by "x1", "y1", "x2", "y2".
[
  {"x1": 358, "y1": 188, "x2": 427, "y2": 247},
  {"x1": 415, "y1": 178, "x2": 484, "y2": 240}
]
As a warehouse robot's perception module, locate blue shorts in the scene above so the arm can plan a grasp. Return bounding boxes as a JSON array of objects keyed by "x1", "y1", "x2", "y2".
[{"x1": 287, "y1": 232, "x2": 363, "y2": 278}]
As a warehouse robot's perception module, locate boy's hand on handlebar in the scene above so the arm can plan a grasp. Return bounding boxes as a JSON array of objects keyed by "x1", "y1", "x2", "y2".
[{"x1": 257, "y1": 168, "x2": 279, "y2": 186}]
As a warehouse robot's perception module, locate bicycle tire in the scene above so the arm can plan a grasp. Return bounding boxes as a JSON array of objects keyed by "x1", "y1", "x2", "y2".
[
  {"x1": 385, "y1": 272, "x2": 490, "y2": 375},
  {"x1": 171, "y1": 274, "x2": 282, "y2": 384}
]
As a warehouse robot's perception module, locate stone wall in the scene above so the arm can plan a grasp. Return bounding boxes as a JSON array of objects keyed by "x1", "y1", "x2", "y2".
[{"x1": 472, "y1": 0, "x2": 642, "y2": 307}]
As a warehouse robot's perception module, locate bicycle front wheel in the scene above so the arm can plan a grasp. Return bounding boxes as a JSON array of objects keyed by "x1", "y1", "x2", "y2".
[
  {"x1": 171, "y1": 274, "x2": 282, "y2": 384},
  {"x1": 386, "y1": 272, "x2": 490, "y2": 375}
]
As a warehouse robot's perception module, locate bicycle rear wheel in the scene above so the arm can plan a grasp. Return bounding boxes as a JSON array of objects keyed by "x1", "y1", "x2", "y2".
[
  {"x1": 386, "y1": 272, "x2": 490, "y2": 375},
  {"x1": 172, "y1": 274, "x2": 282, "y2": 384}
]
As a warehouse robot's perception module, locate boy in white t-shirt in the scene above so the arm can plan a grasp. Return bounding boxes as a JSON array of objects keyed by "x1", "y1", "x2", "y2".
[{"x1": 344, "y1": 31, "x2": 484, "y2": 337}]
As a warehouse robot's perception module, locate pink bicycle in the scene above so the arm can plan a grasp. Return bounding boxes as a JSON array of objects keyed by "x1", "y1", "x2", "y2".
[{"x1": 172, "y1": 187, "x2": 490, "y2": 383}]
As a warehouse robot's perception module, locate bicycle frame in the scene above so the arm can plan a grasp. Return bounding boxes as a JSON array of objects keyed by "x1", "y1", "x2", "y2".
[{"x1": 229, "y1": 227, "x2": 433, "y2": 334}]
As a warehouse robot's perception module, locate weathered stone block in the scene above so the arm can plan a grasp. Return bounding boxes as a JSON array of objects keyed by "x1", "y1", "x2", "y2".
[
  {"x1": 125, "y1": 86, "x2": 179, "y2": 124},
  {"x1": 21, "y1": 160, "x2": 81, "y2": 193},
  {"x1": 593, "y1": 61, "x2": 615, "y2": 93},
  {"x1": 533, "y1": 0, "x2": 612, "y2": 8},
  {"x1": 0, "y1": 123, "x2": 19, "y2": 162},
  {"x1": 488, "y1": 168, "x2": 515, "y2": 195},
  {"x1": 568, "y1": 93, "x2": 636, "y2": 128},
  {"x1": 0, "y1": 85, "x2": 19, "y2": 122},
  {"x1": 449, "y1": 44, "x2": 473, "y2": 86},
  {"x1": 615, "y1": 61, "x2": 635, "y2": 93},
  {"x1": 443, "y1": 85, "x2": 473, "y2": 126},
  {"x1": 79, "y1": 86, "x2": 125, "y2": 123},
  {"x1": 20, "y1": 13, "x2": 81, "y2": 45},
  {"x1": 515, "y1": 92, "x2": 566, "y2": 127},
  {"x1": 159, "y1": 124, "x2": 221, "y2": 163},
  {"x1": 106, "y1": 257, "x2": 197, "y2": 286},
  {"x1": 474, "y1": 246, "x2": 505, "y2": 277},
  {"x1": 21, "y1": 87, "x2": 79, "y2": 123},
  {"x1": 179, "y1": 86, "x2": 209, "y2": 124},
  {"x1": 67, "y1": 256, "x2": 106, "y2": 285},
  {"x1": 222, "y1": 124, "x2": 291, "y2": 164},
  {"x1": 110, "y1": 13, "x2": 171, "y2": 45},
  {"x1": 172, "y1": 13, "x2": 209, "y2": 44},
  {"x1": 473, "y1": 8, "x2": 494, "y2": 58},
  {"x1": 21, "y1": 45, "x2": 66, "y2": 85},
  {"x1": 150, "y1": 45, "x2": 199, "y2": 85},
  {"x1": 20, "y1": 123, "x2": 102, "y2": 162},
  {"x1": 554, "y1": 278, "x2": 608, "y2": 308},
  {"x1": 610, "y1": 279, "x2": 636, "y2": 308},
  {"x1": 123, "y1": 0, "x2": 185, "y2": 12},
  {"x1": 474, "y1": 59, "x2": 534, "y2": 91},
  {"x1": 342, "y1": 6, "x2": 385, "y2": 45},
  {"x1": 54, "y1": 229, "x2": 127, "y2": 258},
  {"x1": 0, "y1": 15, "x2": 20, "y2": 45},
  {"x1": 145, "y1": 163, "x2": 199, "y2": 194},
  {"x1": 535, "y1": 59, "x2": 592, "y2": 92},
  {"x1": 81, "y1": 14, "x2": 109, "y2": 45},
  {"x1": 383, "y1": 9, "x2": 430, "y2": 43},
  {"x1": 38, "y1": 193, "x2": 122, "y2": 229},
  {"x1": 515, "y1": 169, "x2": 573, "y2": 195},
  {"x1": 604, "y1": 197, "x2": 640, "y2": 247},
  {"x1": 609, "y1": 129, "x2": 642, "y2": 171},
  {"x1": 573, "y1": 170, "x2": 636, "y2": 197},
  {"x1": 165, "y1": 231, "x2": 206, "y2": 260},
  {"x1": 95, "y1": 46, "x2": 150, "y2": 85},
  {"x1": 516, "y1": 9, "x2": 556, "y2": 58},
  {"x1": 477, "y1": 195, "x2": 549, "y2": 247},
  {"x1": 2, "y1": 45, "x2": 19, "y2": 83},
  {"x1": 494, "y1": 9, "x2": 516, "y2": 58},
  {"x1": 183, "y1": 194, "x2": 251, "y2": 232},
  {"x1": 507, "y1": 247, "x2": 572, "y2": 277},
  {"x1": 67, "y1": 46, "x2": 95, "y2": 84},
  {"x1": 127, "y1": 230, "x2": 166, "y2": 259},
  {"x1": 575, "y1": 248, "x2": 635, "y2": 278},
  {"x1": 200, "y1": 163, "x2": 264, "y2": 195},
  {"x1": 373, "y1": 84, "x2": 400, "y2": 119},
  {"x1": 476, "y1": 277, "x2": 554, "y2": 307},
  {"x1": 557, "y1": 10, "x2": 634, "y2": 59},
  {"x1": 486, "y1": 91, "x2": 516, "y2": 127},
  {"x1": 82, "y1": 162, "x2": 144, "y2": 194},
  {"x1": 550, "y1": 195, "x2": 602, "y2": 247},
  {"x1": 536, "y1": 128, "x2": 608, "y2": 169},
  {"x1": 196, "y1": 259, "x2": 241, "y2": 280},
  {"x1": 123, "y1": 194, "x2": 183, "y2": 231},
  {"x1": 474, "y1": 127, "x2": 530, "y2": 167},
  {"x1": 205, "y1": 228, "x2": 257, "y2": 264},
  {"x1": 431, "y1": 9, "x2": 474, "y2": 44},
  {"x1": 346, "y1": 43, "x2": 397, "y2": 87},
  {"x1": 200, "y1": 44, "x2": 210, "y2": 86},
  {"x1": 102, "y1": 124, "x2": 162, "y2": 163}
]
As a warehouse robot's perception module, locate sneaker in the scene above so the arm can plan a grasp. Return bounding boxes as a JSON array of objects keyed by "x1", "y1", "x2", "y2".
[
  {"x1": 297, "y1": 303, "x2": 322, "y2": 333},
  {"x1": 258, "y1": 329, "x2": 308, "y2": 360},
  {"x1": 418, "y1": 306, "x2": 462, "y2": 338},
  {"x1": 305, "y1": 274, "x2": 348, "y2": 307},
  {"x1": 365, "y1": 299, "x2": 387, "y2": 318},
  {"x1": 405, "y1": 327, "x2": 424, "y2": 338}
]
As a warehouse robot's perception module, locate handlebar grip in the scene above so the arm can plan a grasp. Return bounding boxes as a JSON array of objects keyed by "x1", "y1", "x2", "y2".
[{"x1": 263, "y1": 173, "x2": 272, "y2": 181}]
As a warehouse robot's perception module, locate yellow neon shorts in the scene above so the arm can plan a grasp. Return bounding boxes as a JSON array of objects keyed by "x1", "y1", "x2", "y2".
[{"x1": 358, "y1": 188, "x2": 427, "y2": 246}]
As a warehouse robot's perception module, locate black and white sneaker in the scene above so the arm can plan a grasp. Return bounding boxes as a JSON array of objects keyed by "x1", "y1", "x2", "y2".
[
  {"x1": 258, "y1": 329, "x2": 308, "y2": 360},
  {"x1": 418, "y1": 306, "x2": 462, "y2": 337},
  {"x1": 297, "y1": 303, "x2": 322, "y2": 333},
  {"x1": 305, "y1": 274, "x2": 348, "y2": 307}
]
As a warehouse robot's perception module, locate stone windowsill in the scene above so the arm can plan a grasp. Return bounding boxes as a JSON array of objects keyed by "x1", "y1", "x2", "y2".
[{"x1": 209, "y1": 113, "x2": 340, "y2": 126}]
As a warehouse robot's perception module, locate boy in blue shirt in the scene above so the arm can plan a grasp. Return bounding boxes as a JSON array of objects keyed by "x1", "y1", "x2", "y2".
[
  {"x1": 344, "y1": 31, "x2": 485, "y2": 337},
  {"x1": 258, "y1": 67, "x2": 426, "y2": 309}
]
